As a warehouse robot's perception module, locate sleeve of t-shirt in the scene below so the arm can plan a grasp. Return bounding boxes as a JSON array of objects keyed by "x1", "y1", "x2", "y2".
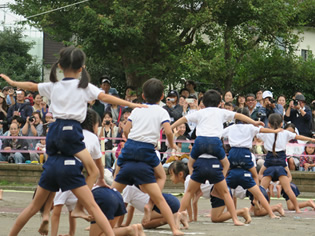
[
  {"x1": 38, "y1": 82, "x2": 53, "y2": 99},
  {"x1": 285, "y1": 130, "x2": 296, "y2": 142},
  {"x1": 161, "y1": 108, "x2": 171, "y2": 124},
  {"x1": 184, "y1": 175, "x2": 191, "y2": 193},
  {"x1": 127, "y1": 108, "x2": 138, "y2": 122},
  {"x1": 251, "y1": 125, "x2": 261, "y2": 136},
  {"x1": 90, "y1": 136, "x2": 102, "y2": 160},
  {"x1": 86, "y1": 83, "x2": 102, "y2": 102},
  {"x1": 185, "y1": 110, "x2": 200, "y2": 124},
  {"x1": 222, "y1": 109, "x2": 236, "y2": 122},
  {"x1": 256, "y1": 132, "x2": 265, "y2": 141}
]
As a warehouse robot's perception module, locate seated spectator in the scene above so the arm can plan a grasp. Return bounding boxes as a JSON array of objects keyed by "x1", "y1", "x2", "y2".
[
  {"x1": 21, "y1": 112, "x2": 43, "y2": 150},
  {"x1": 163, "y1": 90, "x2": 183, "y2": 124},
  {"x1": 223, "y1": 91, "x2": 234, "y2": 104},
  {"x1": 25, "y1": 92, "x2": 34, "y2": 106},
  {"x1": 257, "y1": 90, "x2": 283, "y2": 127},
  {"x1": 116, "y1": 107, "x2": 133, "y2": 144},
  {"x1": 178, "y1": 95, "x2": 186, "y2": 107},
  {"x1": 2, "y1": 116, "x2": 23, "y2": 136},
  {"x1": 299, "y1": 141, "x2": 315, "y2": 172},
  {"x1": 6, "y1": 88, "x2": 33, "y2": 125},
  {"x1": 105, "y1": 94, "x2": 124, "y2": 125},
  {"x1": 285, "y1": 123, "x2": 304, "y2": 171},
  {"x1": 34, "y1": 135, "x2": 47, "y2": 164},
  {"x1": 98, "y1": 112, "x2": 118, "y2": 168},
  {"x1": 284, "y1": 93, "x2": 313, "y2": 137},
  {"x1": 245, "y1": 94, "x2": 258, "y2": 121},
  {"x1": 277, "y1": 95, "x2": 287, "y2": 117},
  {"x1": 32, "y1": 93, "x2": 49, "y2": 120},
  {"x1": 251, "y1": 137, "x2": 267, "y2": 172},
  {"x1": 163, "y1": 135, "x2": 189, "y2": 167},
  {"x1": 0, "y1": 122, "x2": 29, "y2": 163},
  {"x1": 0, "y1": 92, "x2": 8, "y2": 133}
]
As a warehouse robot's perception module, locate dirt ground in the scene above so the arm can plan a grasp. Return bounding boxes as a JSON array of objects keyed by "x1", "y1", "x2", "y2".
[{"x1": 1, "y1": 189, "x2": 315, "y2": 236}]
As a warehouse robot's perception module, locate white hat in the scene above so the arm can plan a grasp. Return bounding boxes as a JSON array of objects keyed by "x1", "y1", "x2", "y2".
[{"x1": 262, "y1": 90, "x2": 273, "y2": 99}]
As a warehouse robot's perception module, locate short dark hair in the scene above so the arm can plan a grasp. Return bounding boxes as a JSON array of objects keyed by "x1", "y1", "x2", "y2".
[
  {"x1": 246, "y1": 93, "x2": 256, "y2": 100},
  {"x1": 202, "y1": 89, "x2": 221, "y2": 107},
  {"x1": 142, "y1": 78, "x2": 164, "y2": 104}
]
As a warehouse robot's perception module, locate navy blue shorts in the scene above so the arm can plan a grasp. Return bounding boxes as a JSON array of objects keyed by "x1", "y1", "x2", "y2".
[
  {"x1": 117, "y1": 139, "x2": 160, "y2": 168},
  {"x1": 38, "y1": 155, "x2": 86, "y2": 192},
  {"x1": 91, "y1": 187, "x2": 127, "y2": 223},
  {"x1": 264, "y1": 151, "x2": 287, "y2": 168},
  {"x1": 46, "y1": 119, "x2": 85, "y2": 156},
  {"x1": 115, "y1": 161, "x2": 156, "y2": 186},
  {"x1": 153, "y1": 193, "x2": 180, "y2": 214},
  {"x1": 190, "y1": 136, "x2": 225, "y2": 160},
  {"x1": 246, "y1": 186, "x2": 269, "y2": 206},
  {"x1": 228, "y1": 147, "x2": 254, "y2": 170},
  {"x1": 263, "y1": 166, "x2": 287, "y2": 182},
  {"x1": 226, "y1": 168, "x2": 256, "y2": 190},
  {"x1": 281, "y1": 183, "x2": 300, "y2": 201},
  {"x1": 190, "y1": 158, "x2": 224, "y2": 184},
  {"x1": 210, "y1": 186, "x2": 232, "y2": 208}
]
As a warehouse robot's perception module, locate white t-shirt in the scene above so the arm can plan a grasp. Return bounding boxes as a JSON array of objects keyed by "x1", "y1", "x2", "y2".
[
  {"x1": 38, "y1": 79, "x2": 101, "y2": 123},
  {"x1": 122, "y1": 185, "x2": 149, "y2": 212},
  {"x1": 222, "y1": 124, "x2": 261, "y2": 148},
  {"x1": 256, "y1": 130, "x2": 296, "y2": 152},
  {"x1": 82, "y1": 129, "x2": 102, "y2": 160},
  {"x1": 184, "y1": 175, "x2": 213, "y2": 199},
  {"x1": 185, "y1": 107, "x2": 235, "y2": 138},
  {"x1": 128, "y1": 104, "x2": 170, "y2": 145}
]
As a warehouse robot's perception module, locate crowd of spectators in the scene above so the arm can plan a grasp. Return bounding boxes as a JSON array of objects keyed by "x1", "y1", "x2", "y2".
[{"x1": 0, "y1": 77, "x2": 314, "y2": 172}]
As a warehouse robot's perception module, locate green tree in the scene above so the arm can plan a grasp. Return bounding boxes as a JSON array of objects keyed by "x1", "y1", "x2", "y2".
[{"x1": 0, "y1": 28, "x2": 41, "y2": 88}]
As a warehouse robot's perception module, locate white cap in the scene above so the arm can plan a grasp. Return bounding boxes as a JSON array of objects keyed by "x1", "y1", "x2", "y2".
[{"x1": 262, "y1": 90, "x2": 273, "y2": 99}]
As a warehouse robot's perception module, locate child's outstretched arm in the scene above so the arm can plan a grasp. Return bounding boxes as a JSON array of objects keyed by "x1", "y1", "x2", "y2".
[
  {"x1": 234, "y1": 113, "x2": 264, "y2": 127},
  {"x1": 259, "y1": 127, "x2": 283, "y2": 134},
  {"x1": 163, "y1": 122, "x2": 176, "y2": 149},
  {"x1": 98, "y1": 93, "x2": 146, "y2": 109},
  {"x1": 170, "y1": 117, "x2": 188, "y2": 130},
  {"x1": 295, "y1": 135, "x2": 315, "y2": 143},
  {"x1": 0, "y1": 74, "x2": 38, "y2": 91}
]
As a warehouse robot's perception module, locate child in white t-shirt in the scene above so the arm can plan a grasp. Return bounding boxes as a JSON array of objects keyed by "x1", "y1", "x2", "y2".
[{"x1": 171, "y1": 89, "x2": 265, "y2": 226}]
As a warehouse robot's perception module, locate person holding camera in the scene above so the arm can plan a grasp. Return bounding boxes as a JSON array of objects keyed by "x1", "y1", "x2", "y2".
[
  {"x1": 98, "y1": 111, "x2": 118, "y2": 168},
  {"x1": 21, "y1": 112, "x2": 44, "y2": 162},
  {"x1": 163, "y1": 90, "x2": 183, "y2": 124},
  {"x1": 6, "y1": 88, "x2": 33, "y2": 126},
  {"x1": 284, "y1": 94, "x2": 313, "y2": 137},
  {"x1": 257, "y1": 90, "x2": 283, "y2": 127}
]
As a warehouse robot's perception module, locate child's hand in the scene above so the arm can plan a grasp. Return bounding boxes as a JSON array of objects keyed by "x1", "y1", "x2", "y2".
[{"x1": 254, "y1": 120, "x2": 265, "y2": 127}]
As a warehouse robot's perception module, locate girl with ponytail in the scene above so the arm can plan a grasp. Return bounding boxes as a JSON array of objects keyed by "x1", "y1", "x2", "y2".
[
  {"x1": 257, "y1": 113, "x2": 315, "y2": 213},
  {"x1": 1, "y1": 46, "x2": 145, "y2": 236}
]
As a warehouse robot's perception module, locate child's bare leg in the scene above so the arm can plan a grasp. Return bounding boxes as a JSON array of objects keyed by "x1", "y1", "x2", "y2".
[
  {"x1": 141, "y1": 183, "x2": 184, "y2": 235},
  {"x1": 279, "y1": 176, "x2": 301, "y2": 213},
  {"x1": 287, "y1": 199, "x2": 315, "y2": 210},
  {"x1": 179, "y1": 179, "x2": 201, "y2": 212},
  {"x1": 179, "y1": 211, "x2": 189, "y2": 229},
  {"x1": 9, "y1": 186, "x2": 51, "y2": 236},
  {"x1": 111, "y1": 181, "x2": 127, "y2": 193},
  {"x1": 71, "y1": 149, "x2": 98, "y2": 221},
  {"x1": 269, "y1": 184, "x2": 275, "y2": 197},
  {"x1": 187, "y1": 157, "x2": 195, "y2": 175},
  {"x1": 214, "y1": 180, "x2": 244, "y2": 226},
  {"x1": 254, "y1": 203, "x2": 284, "y2": 216},
  {"x1": 248, "y1": 167, "x2": 259, "y2": 186},
  {"x1": 142, "y1": 163, "x2": 166, "y2": 224},
  {"x1": 51, "y1": 205, "x2": 62, "y2": 236},
  {"x1": 211, "y1": 206, "x2": 251, "y2": 224},
  {"x1": 260, "y1": 176, "x2": 272, "y2": 193},
  {"x1": 68, "y1": 211, "x2": 76, "y2": 236},
  {"x1": 71, "y1": 185, "x2": 114, "y2": 236},
  {"x1": 247, "y1": 185, "x2": 278, "y2": 218},
  {"x1": 38, "y1": 192, "x2": 55, "y2": 235},
  {"x1": 0, "y1": 189, "x2": 3, "y2": 200},
  {"x1": 276, "y1": 184, "x2": 282, "y2": 198}
]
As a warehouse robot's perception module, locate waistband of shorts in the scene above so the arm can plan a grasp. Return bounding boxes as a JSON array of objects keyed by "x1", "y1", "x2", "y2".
[
  {"x1": 198, "y1": 154, "x2": 217, "y2": 159},
  {"x1": 267, "y1": 151, "x2": 285, "y2": 155},
  {"x1": 230, "y1": 147, "x2": 250, "y2": 151},
  {"x1": 55, "y1": 118, "x2": 80, "y2": 124},
  {"x1": 127, "y1": 139, "x2": 154, "y2": 147}
]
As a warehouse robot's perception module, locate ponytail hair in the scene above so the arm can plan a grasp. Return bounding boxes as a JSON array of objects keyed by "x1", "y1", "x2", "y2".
[
  {"x1": 268, "y1": 113, "x2": 283, "y2": 156},
  {"x1": 81, "y1": 108, "x2": 101, "y2": 134},
  {"x1": 168, "y1": 161, "x2": 189, "y2": 179},
  {"x1": 49, "y1": 62, "x2": 59, "y2": 83},
  {"x1": 50, "y1": 46, "x2": 89, "y2": 88}
]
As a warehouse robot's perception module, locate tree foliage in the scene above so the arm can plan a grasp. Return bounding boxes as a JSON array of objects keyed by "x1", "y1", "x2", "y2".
[
  {"x1": 9, "y1": 0, "x2": 315, "y2": 101},
  {"x1": 0, "y1": 28, "x2": 41, "y2": 88}
]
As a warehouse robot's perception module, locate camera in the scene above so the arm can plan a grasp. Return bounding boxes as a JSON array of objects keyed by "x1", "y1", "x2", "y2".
[
  {"x1": 105, "y1": 120, "x2": 111, "y2": 125},
  {"x1": 167, "y1": 98, "x2": 175, "y2": 102},
  {"x1": 257, "y1": 112, "x2": 266, "y2": 120},
  {"x1": 293, "y1": 99, "x2": 299, "y2": 106},
  {"x1": 270, "y1": 98, "x2": 276, "y2": 104},
  {"x1": 185, "y1": 98, "x2": 194, "y2": 104},
  {"x1": 29, "y1": 116, "x2": 35, "y2": 123}
]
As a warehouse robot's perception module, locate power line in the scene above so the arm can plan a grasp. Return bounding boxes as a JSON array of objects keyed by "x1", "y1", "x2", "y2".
[{"x1": 26, "y1": 0, "x2": 89, "y2": 19}]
